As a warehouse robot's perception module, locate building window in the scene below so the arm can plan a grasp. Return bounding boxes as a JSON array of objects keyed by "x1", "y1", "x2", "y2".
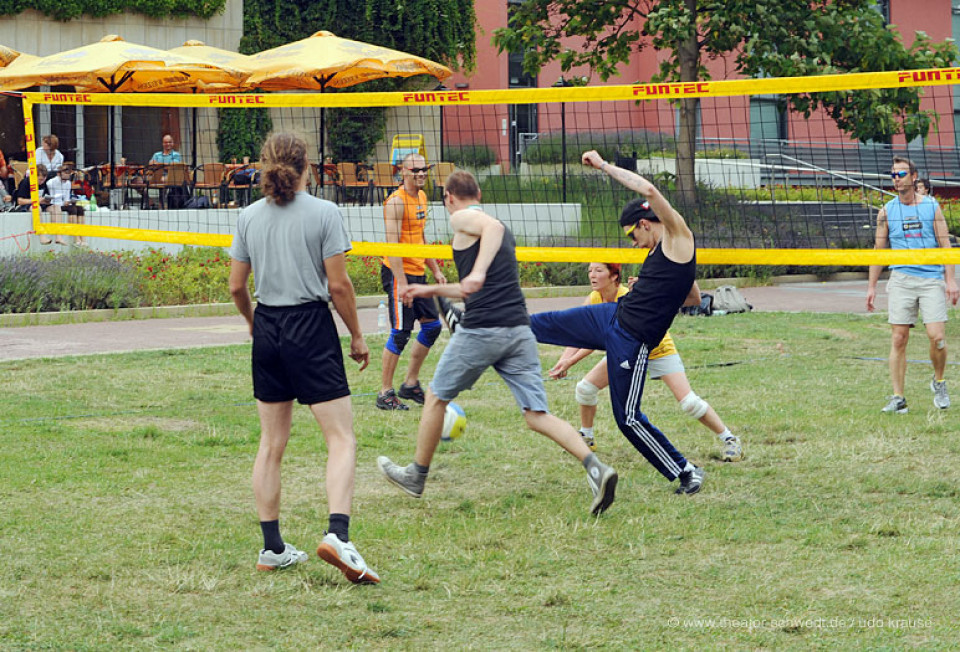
[
  {"x1": 750, "y1": 96, "x2": 788, "y2": 153},
  {"x1": 872, "y1": 1, "x2": 890, "y2": 23}
]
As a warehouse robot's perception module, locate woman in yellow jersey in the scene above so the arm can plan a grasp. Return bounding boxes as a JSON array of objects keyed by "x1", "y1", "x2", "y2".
[{"x1": 548, "y1": 262, "x2": 743, "y2": 462}]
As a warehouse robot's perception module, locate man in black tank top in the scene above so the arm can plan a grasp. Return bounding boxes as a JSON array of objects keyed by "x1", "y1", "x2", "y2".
[
  {"x1": 530, "y1": 151, "x2": 706, "y2": 495},
  {"x1": 377, "y1": 169, "x2": 619, "y2": 516}
]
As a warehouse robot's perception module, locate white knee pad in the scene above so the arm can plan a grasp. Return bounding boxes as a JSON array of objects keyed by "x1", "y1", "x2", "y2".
[
  {"x1": 575, "y1": 379, "x2": 600, "y2": 406},
  {"x1": 679, "y1": 391, "x2": 709, "y2": 420},
  {"x1": 936, "y1": 338, "x2": 946, "y2": 350}
]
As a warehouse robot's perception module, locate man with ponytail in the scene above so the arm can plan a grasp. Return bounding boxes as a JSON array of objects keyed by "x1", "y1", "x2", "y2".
[{"x1": 229, "y1": 132, "x2": 380, "y2": 584}]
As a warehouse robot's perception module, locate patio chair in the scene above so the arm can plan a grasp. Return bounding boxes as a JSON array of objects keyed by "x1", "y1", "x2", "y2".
[
  {"x1": 371, "y1": 162, "x2": 399, "y2": 203},
  {"x1": 431, "y1": 162, "x2": 456, "y2": 200},
  {"x1": 224, "y1": 162, "x2": 260, "y2": 207},
  {"x1": 337, "y1": 162, "x2": 373, "y2": 205},
  {"x1": 310, "y1": 162, "x2": 341, "y2": 202},
  {"x1": 126, "y1": 164, "x2": 164, "y2": 209},
  {"x1": 160, "y1": 163, "x2": 192, "y2": 209},
  {"x1": 193, "y1": 163, "x2": 225, "y2": 206}
]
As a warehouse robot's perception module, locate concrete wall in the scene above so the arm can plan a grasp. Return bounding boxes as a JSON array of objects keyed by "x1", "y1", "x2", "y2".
[
  {"x1": 0, "y1": 200, "x2": 584, "y2": 257},
  {"x1": 0, "y1": 3, "x2": 243, "y2": 56}
]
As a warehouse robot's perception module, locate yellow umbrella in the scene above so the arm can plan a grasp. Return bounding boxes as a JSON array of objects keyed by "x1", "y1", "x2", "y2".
[
  {"x1": 0, "y1": 52, "x2": 40, "y2": 77},
  {"x1": 244, "y1": 30, "x2": 451, "y2": 90},
  {"x1": 244, "y1": 31, "x2": 452, "y2": 161},
  {"x1": 0, "y1": 44, "x2": 22, "y2": 67},
  {"x1": 168, "y1": 40, "x2": 253, "y2": 81},
  {"x1": 0, "y1": 35, "x2": 248, "y2": 92},
  {"x1": 168, "y1": 41, "x2": 256, "y2": 167}
]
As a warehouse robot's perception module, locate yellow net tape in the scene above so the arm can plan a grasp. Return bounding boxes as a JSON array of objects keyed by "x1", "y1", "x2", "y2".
[
  {"x1": 23, "y1": 67, "x2": 960, "y2": 265},
  {"x1": 21, "y1": 67, "x2": 960, "y2": 108}
]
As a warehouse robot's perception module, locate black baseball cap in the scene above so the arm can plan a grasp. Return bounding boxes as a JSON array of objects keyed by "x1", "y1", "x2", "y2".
[{"x1": 619, "y1": 198, "x2": 658, "y2": 227}]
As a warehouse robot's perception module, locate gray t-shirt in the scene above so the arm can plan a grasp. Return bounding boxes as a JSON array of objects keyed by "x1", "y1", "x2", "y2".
[{"x1": 230, "y1": 192, "x2": 352, "y2": 306}]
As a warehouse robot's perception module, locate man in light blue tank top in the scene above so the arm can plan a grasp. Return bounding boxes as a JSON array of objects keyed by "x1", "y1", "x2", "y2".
[{"x1": 867, "y1": 156, "x2": 959, "y2": 413}]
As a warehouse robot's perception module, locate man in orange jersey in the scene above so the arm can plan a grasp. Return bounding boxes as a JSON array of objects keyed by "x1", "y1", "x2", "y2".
[{"x1": 377, "y1": 153, "x2": 447, "y2": 410}]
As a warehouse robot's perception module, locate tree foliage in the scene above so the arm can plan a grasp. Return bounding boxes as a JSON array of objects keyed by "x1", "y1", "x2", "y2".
[
  {"x1": 493, "y1": 0, "x2": 959, "y2": 145},
  {"x1": 241, "y1": 0, "x2": 476, "y2": 72},
  {"x1": 239, "y1": 0, "x2": 477, "y2": 162}
]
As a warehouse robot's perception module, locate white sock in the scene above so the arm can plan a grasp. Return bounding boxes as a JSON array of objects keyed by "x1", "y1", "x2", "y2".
[
  {"x1": 580, "y1": 427, "x2": 594, "y2": 437},
  {"x1": 718, "y1": 428, "x2": 733, "y2": 441},
  {"x1": 683, "y1": 461, "x2": 696, "y2": 473}
]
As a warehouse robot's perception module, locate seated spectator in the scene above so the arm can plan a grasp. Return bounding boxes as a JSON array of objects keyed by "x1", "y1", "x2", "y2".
[
  {"x1": 150, "y1": 134, "x2": 181, "y2": 164},
  {"x1": 45, "y1": 165, "x2": 85, "y2": 246},
  {"x1": 0, "y1": 147, "x2": 13, "y2": 198},
  {"x1": 35, "y1": 134, "x2": 64, "y2": 178},
  {"x1": 11, "y1": 164, "x2": 55, "y2": 241}
]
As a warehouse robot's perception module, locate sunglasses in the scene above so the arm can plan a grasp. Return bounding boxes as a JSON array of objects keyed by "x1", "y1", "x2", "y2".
[
  {"x1": 624, "y1": 222, "x2": 640, "y2": 240},
  {"x1": 890, "y1": 170, "x2": 910, "y2": 179},
  {"x1": 406, "y1": 166, "x2": 431, "y2": 174}
]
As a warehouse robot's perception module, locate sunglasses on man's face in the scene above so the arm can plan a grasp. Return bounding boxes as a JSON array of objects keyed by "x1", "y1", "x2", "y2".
[
  {"x1": 890, "y1": 170, "x2": 910, "y2": 179},
  {"x1": 624, "y1": 222, "x2": 640, "y2": 241},
  {"x1": 406, "y1": 166, "x2": 430, "y2": 174}
]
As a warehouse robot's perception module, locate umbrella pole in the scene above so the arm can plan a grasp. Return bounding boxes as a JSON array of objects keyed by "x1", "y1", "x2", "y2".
[
  {"x1": 109, "y1": 106, "x2": 116, "y2": 203},
  {"x1": 316, "y1": 81, "x2": 327, "y2": 168},
  {"x1": 192, "y1": 106, "x2": 198, "y2": 170},
  {"x1": 191, "y1": 89, "x2": 198, "y2": 171}
]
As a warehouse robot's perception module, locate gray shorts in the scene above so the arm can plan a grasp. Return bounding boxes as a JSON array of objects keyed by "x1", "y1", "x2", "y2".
[
  {"x1": 887, "y1": 270, "x2": 948, "y2": 326},
  {"x1": 429, "y1": 325, "x2": 549, "y2": 413}
]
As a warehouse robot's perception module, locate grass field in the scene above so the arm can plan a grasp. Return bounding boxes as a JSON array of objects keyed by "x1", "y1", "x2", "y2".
[{"x1": 2, "y1": 310, "x2": 959, "y2": 649}]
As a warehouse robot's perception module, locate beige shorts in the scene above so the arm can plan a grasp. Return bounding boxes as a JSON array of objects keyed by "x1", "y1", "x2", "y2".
[
  {"x1": 648, "y1": 353, "x2": 686, "y2": 379},
  {"x1": 886, "y1": 270, "x2": 948, "y2": 326},
  {"x1": 599, "y1": 352, "x2": 685, "y2": 380}
]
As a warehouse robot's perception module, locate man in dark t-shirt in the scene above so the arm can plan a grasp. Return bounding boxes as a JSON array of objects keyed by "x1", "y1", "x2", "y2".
[
  {"x1": 377, "y1": 169, "x2": 618, "y2": 516},
  {"x1": 531, "y1": 151, "x2": 707, "y2": 495}
]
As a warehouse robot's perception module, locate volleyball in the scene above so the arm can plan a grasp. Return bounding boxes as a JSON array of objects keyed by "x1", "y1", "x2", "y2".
[{"x1": 441, "y1": 402, "x2": 467, "y2": 441}]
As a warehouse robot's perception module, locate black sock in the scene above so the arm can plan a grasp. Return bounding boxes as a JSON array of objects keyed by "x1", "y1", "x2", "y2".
[
  {"x1": 260, "y1": 519, "x2": 284, "y2": 554},
  {"x1": 414, "y1": 463, "x2": 429, "y2": 476},
  {"x1": 328, "y1": 513, "x2": 350, "y2": 543}
]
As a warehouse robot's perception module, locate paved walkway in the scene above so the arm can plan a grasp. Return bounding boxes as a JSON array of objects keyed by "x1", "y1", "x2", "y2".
[{"x1": 0, "y1": 279, "x2": 884, "y2": 362}]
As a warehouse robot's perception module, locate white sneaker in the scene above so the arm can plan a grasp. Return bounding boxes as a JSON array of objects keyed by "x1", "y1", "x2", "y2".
[
  {"x1": 721, "y1": 436, "x2": 743, "y2": 462},
  {"x1": 256, "y1": 542, "x2": 308, "y2": 571},
  {"x1": 316, "y1": 533, "x2": 380, "y2": 584},
  {"x1": 931, "y1": 378, "x2": 950, "y2": 410}
]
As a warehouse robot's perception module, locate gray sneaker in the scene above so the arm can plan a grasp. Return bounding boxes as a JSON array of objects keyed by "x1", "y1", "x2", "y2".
[
  {"x1": 881, "y1": 395, "x2": 908, "y2": 414},
  {"x1": 676, "y1": 466, "x2": 705, "y2": 495},
  {"x1": 377, "y1": 456, "x2": 425, "y2": 498},
  {"x1": 256, "y1": 542, "x2": 308, "y2": 571},
  {"x1": 721, "y1": 436, "x2": 743, "y2": 462},
  {"x1": 931, "y1": 378, "x2": 950, "y2": 410},
  {"x1": 585, "y1": 459, "x2": 617, "y2": 515}
]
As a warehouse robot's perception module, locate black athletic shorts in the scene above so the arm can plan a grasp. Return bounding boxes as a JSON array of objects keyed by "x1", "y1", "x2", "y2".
[
  {"x1": 380, "y1": 265, "x2": 440, "y2": 331},
  {"x1": 251, "y1": 300, "x2": 350, "y2": 405}
]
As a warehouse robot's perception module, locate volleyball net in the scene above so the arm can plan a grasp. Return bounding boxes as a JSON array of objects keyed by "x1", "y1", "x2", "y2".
[{"x1": 20, "y1": 67, "x2": 960, "y2": 265}]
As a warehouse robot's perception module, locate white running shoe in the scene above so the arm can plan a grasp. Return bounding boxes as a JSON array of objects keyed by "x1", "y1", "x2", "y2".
[
  {"x1": 256, "y1": 542, "x2": 308, "y2": 571},
  {"x1": 722, "y1": 436, "x2": 743, "y2": 462},
  {"x1": 931, "y1": 378, "x2": 950, "y2": 410},
  {"x1": 881, "y1": 395, "x2": 908, "y2": 414},
  {"x1": 316, "y1": 533, "x2": 381, "y2": 584}
]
